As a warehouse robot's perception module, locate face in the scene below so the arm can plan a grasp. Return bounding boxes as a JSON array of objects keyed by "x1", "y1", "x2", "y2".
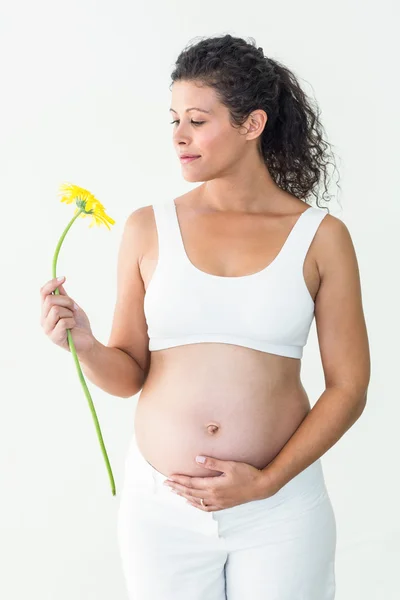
[{"x1": 170, "y1": 80, "x2": 264, "y2": 182}]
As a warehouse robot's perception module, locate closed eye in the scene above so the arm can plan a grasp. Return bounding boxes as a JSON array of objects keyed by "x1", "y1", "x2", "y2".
[{"x1": 170, "y1": 120, "x2": 205, "y2": 126}]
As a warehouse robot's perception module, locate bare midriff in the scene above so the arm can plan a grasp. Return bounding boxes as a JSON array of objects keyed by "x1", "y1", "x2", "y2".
[
  {"x1": 134, "y1": 344, "x2": 311, "y2": 478},
  {"x1": 134, "y1": 189, "x2": 320, "y2": 479}
]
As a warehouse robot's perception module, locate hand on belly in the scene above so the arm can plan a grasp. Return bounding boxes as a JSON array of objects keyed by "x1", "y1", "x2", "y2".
[{"x1": 164, "y1": 447, "x2": 276, "y2": 510}]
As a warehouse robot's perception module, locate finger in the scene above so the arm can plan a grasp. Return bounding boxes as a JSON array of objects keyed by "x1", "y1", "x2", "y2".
[
  {"x1": 174, "y1": 487, "x2": 213, "y2": 505},
  {"x1": 55, "y1": 282, "x2": 68, "y2": 296},
  {"x1": 40, "y1": 276, "x2": 67, "y2": 302},
  {"x1": 51, "y1": 282, "x2": 68, "y2": 298},
  {"x1": 41, "y1": 294, "x2": 75, "y2": 323},
  {"x1": 51, "y1": 316, "x2": 76, "y2": 336},
  {"x1": 167, "y1": 475, "x2": 212, "y2": 489},
  {"x1": 196, "y1": 457, "x2": 229, "y2": 474},
  {"x1": 169, "y1": 482, "x2": 214, "y2": 501},
  {"x1": 186, "y1": 499, "x2": 218, "y2": 512},
  {"x1": 42, "y1": 306, "x2": 75, "y2": 333}
]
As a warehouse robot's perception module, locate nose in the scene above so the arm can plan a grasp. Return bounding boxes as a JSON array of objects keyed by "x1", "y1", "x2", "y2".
[{"x1": 172, "y1": 122, "x2": 193, "y2": 145}]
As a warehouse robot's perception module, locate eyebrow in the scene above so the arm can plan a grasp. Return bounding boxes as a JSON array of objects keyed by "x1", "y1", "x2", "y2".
[{"x1": 169, "y1": 107, "x2": 211, "y2": 114}]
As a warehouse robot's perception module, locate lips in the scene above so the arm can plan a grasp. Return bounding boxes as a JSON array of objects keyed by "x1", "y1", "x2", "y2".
[
  {"x1": 180, "y1": 154, "x2": 200, "y2": 158},
  {"x1": 179, "y1": 155, "x2": 201, "y2": 164}
]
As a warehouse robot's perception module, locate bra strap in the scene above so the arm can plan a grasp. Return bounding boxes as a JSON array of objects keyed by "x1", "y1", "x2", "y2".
[
  {"x1": 151, "y1": 201, "x2": 185, "y2": 266},
  {"x1": 281, "y1": 207, "x2": 328, "y2": 268}
]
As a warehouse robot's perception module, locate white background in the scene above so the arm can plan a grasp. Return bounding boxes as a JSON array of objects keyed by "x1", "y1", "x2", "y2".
[{"x1": 1, "y1": 1, "x2": 398, "y2": 598}]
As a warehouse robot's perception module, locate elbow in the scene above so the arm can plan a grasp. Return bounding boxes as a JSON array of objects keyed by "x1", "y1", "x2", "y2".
[
  {"x1": 358, "y1": 380, "x2": 370, "y2": 407},
  {"x1": 120, "y1": 379, "x2": 144, "y2": 399},
  {"x1": 123, "y1": 375, "x2": 145, "y2": 399},
  {"x1": 353, "y1": 386, "x2": 369, "y2": 418}
]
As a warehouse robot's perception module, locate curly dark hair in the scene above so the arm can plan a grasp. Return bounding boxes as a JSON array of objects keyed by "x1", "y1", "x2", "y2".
[{"x1": 170, "y1": 34, "x2": 341, "y2": 211}]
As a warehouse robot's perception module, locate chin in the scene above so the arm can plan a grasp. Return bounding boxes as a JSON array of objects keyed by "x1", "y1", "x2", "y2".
[
  {"x1": 182, "y1": 169, "x2": 215, "y2": 183},
  {"x1": 182, "y1": 174, "x2": 203, "y2": 182}
]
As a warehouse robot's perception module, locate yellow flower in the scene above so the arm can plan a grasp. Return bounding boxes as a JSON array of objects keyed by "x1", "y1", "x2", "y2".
[
  {"x1": 58, "y1": 182, "x2": 115, "y2": 229},
  {"x1": 52, "y1": 182, "x2": 116, "y2": 495}
]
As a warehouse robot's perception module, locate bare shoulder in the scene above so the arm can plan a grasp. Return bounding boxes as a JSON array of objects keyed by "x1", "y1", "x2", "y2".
[
  {"x1": 122, "y1": 204, "x2": 157, "y2": 265},
  {"x1": 312, "y1": 211, "x2": 357, "y2": 276},
  {"x1": 124, "y1": 203, "x2": 155, "y2": 238}
]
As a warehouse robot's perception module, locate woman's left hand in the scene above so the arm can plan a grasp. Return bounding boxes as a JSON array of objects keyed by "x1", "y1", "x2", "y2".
[{"x1": 163, "y1": 455, "x2": 278, "y2": 511}]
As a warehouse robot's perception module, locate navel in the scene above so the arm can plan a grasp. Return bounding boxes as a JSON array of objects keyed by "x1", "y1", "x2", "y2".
[{"x1": 206, "y1": 422, "x2": 220, "y2": 435}]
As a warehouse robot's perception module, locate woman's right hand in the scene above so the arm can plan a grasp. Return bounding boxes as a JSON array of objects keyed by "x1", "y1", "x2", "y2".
[{"x1": 40, "y1": 276, "x2": 95, "y2": 355}]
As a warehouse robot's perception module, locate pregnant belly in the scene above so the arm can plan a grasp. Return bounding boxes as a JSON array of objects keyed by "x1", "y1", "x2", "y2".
[{"x1": 133, "y1": 347, "x2": 311, "y2": 479}]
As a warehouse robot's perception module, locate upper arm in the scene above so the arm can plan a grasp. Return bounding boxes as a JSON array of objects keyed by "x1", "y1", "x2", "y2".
[
  {"x1": 107, "y1": 206, "x2": 151, "y2": 383},
  {"x1": 314, "y1": 214, "x2": 371, "y2": 399}
]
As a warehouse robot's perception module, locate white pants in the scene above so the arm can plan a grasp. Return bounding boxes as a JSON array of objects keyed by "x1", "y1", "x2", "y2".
[{"x1": 117, "y1": 434, "x2": 337, "y2": 599}]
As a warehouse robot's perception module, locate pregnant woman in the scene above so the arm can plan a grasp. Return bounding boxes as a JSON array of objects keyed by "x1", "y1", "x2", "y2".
[{"x1": 40, "y1": 35, "x2": 370, "y2": 599}]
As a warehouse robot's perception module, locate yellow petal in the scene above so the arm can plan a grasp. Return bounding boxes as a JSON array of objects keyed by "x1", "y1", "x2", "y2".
[{"x1": 58, "y1": 182, "x2": 115, "y2": 229}]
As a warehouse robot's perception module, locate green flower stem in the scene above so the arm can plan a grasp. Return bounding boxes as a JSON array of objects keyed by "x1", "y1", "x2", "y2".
[{"x1": 52, "y1": 209, "x2": 116, "y2": 496}]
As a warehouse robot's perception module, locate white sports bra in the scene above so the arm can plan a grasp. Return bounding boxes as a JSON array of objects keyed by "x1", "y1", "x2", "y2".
[{"x1": 144, "y1": 200, "x2": 327, "y2": 359}]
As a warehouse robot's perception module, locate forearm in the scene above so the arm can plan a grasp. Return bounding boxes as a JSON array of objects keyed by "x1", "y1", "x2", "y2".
[
  {"x1": 259, "y1": 386, "x2": 368, "y2": 495},
  {"x1": 77, "y1": 337, "x2": 144, "y2": 398}
]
